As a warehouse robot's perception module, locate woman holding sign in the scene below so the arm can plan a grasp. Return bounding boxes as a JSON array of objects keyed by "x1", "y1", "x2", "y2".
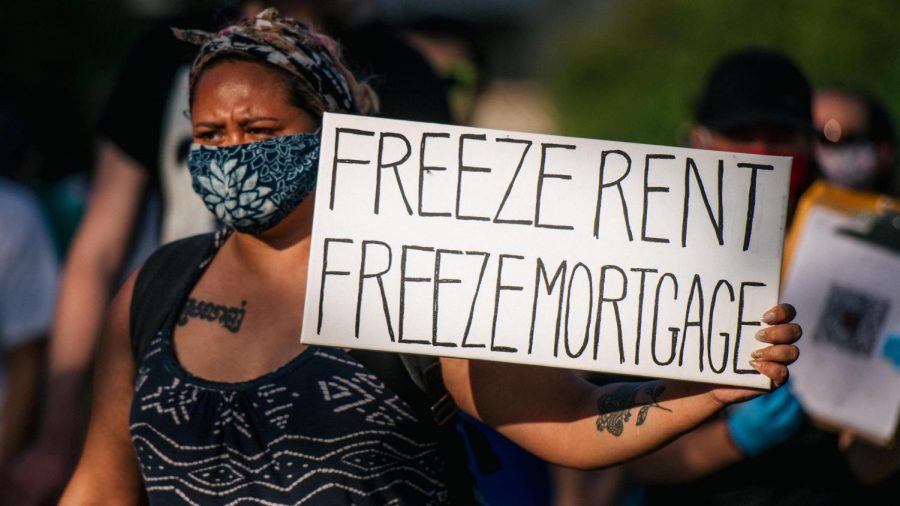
[{"x1": 60, "y1": 10, "x2": 802, "y2": 505}]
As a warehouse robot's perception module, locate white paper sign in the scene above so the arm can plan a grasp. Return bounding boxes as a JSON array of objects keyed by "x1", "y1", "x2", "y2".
[
  {"x1": 301, "y1": 113, "x2": 792, "y2": 388},
  {"x1": 784, "y1": 207, "x2": 900, "y2": 444}
]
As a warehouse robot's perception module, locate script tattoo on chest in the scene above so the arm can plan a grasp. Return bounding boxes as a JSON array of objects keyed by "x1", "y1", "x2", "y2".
[
  {"x1": 177, "y1": 298, "x2": 247, "y2": 333},
  {"x1": 595, "y1": 383, "x2": 672, "y2": 436}
]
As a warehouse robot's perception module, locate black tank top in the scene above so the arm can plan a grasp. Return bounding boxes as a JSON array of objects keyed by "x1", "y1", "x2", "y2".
[{"x1": 129, "y1": 233, "x2": 449, "y2": 504}]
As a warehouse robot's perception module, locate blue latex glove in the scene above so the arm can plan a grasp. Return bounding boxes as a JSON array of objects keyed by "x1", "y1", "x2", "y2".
[{"x1": 726, "y1": 384, "x2": 804, "y2": 457}]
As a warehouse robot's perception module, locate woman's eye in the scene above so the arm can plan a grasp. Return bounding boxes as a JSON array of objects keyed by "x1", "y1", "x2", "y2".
[{"x1": 194, "y1": 131, "x2": 221, "y2": 141}]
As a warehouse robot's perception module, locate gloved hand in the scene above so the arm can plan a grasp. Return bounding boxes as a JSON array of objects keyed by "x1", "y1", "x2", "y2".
[{"x1": 726, "y1": 383, "x2": 804, "y2": 457}]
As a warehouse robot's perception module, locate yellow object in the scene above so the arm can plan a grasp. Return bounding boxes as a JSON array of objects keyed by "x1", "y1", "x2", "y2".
[{"x1": 782, "y1": 180, "x2": 900, "y2": 280}]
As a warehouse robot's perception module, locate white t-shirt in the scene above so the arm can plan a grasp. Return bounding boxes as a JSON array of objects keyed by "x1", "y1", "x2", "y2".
[{"x1": 0, "y1": 177, "x2": 59, "y2": 417}]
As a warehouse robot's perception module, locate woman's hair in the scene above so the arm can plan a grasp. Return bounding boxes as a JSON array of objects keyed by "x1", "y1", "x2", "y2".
[{"x1": 175, "y1": 8, "x2": 378, "y2": 117}]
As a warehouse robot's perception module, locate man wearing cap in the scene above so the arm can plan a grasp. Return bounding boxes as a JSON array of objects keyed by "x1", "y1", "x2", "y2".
[
  {"x1": 689, "y1": 48, "x2": 815, "y2": 220},
  {"x1": 621, "y1": 48, "x2": 898, "y2": 505}
]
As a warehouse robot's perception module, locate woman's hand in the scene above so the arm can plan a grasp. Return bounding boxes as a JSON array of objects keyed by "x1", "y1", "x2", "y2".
[{"x1": 707, "y1": 303, "x2": 802, "y2": 406}]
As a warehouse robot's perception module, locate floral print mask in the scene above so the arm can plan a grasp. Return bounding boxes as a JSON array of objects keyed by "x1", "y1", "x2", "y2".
[{"x1": 188, "y1": 132, "x2": 320, "y2": 235}]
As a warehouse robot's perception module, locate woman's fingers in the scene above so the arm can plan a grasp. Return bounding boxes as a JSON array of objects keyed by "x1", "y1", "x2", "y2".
[
  {"x1": 752, "y1": 304, "x2": 800, "y2": 386},
  {"x1": 751, "y1": 344, "x2": 800, "y2": 365},
  {"x1": 761, "y1": 303, "x2": 797, "y2": 324},
  {"x1": 750, "y1": 360, "x2": 790, "y2": 387},
  {"x1": 756, "y1": 323, "x2": 802, "y2": 344}
]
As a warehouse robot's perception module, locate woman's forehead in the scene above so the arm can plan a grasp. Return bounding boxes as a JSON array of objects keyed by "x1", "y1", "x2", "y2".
[{"x1": 194, "y1": 61, "x2": 291, "y2": 108}]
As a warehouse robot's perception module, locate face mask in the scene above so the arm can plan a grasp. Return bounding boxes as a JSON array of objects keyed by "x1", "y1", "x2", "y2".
[
  {"x1": 815, "y1": 143, "x2": 879, "y2": 190},
  {"x1": 188, "y1": 132, "x2": 320, "y2": 235}
]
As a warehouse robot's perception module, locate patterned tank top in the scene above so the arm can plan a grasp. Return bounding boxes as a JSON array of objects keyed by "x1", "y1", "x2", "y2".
[{"x1": 129, "y1": 233, "x2": 449, "y2": 505}]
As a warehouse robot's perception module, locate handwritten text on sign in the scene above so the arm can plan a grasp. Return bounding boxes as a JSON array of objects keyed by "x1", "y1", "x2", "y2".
[{"x1": 300, "y1": 113, "x2": 791, "y2": 388}]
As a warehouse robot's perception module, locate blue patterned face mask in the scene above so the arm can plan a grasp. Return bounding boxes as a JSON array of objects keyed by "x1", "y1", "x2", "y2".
[{"x1": 188, "y1": 133, "x2": 320, "y2": 235}]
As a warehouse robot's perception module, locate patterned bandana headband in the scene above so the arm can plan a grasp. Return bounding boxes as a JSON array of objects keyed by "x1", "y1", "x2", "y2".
[{"x1": 172, "y1": 7, "x2": 358, "y2": 114}]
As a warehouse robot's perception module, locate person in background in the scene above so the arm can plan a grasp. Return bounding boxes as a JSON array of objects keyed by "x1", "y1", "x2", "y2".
[
  {"x1": 814, "y1": 87, "x2": 897, "y2": 196},
  {"x1": 0, "y1": 106, "x2": 59, "y2": 498},
  {"x1": 624, "y1": 48, "x2": 899, "y2": 505},
  {"x1": 404, "y1": 16, "x2": 489, "y2": 126},
  {"x1": 8, "y1": 1, "x2": 452, "y2": 504},
  {"x1": 689, "y1": 48, "x2": 816, "y2": 219},
  {"x1": 0, "y1": 176, "x2": 59, "y2": 476}
]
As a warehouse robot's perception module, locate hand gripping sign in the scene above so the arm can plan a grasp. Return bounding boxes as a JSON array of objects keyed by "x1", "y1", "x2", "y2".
[{"x1": 301, "y1": 113, "x2": 792, "y2": 388}]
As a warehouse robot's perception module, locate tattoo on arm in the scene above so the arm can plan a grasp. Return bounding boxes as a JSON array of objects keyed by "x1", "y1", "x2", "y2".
[
  {"x1": 177, "y1": 298, "x2": 247, "y2": 333},
  {"x1": 595, "y1": 383, "x2": 672, "y2": 436}
]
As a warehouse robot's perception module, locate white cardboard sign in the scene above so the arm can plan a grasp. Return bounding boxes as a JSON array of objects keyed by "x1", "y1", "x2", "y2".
[{"x1": 300, "y1": 113, "x2": 791, "y2": 388}]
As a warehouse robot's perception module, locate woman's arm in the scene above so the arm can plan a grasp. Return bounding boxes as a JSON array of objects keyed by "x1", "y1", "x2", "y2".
[
  {"x1": 442, "y1": 304, "x2": 800, "y2": 470},
  {"x1": 42, "y1": 138, "x2": 148, "y2": 447},
  {"x1": 58, "y1": 270, "x2": 144, "y2": 504}
]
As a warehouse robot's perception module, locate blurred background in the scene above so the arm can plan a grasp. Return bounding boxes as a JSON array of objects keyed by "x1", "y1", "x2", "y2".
[
  {"x1": 1, "y1": 0, "x2": 898, "y2": 504},
  {"x1": 5, "y1": 0, "x2": 900, "y2": 186}
]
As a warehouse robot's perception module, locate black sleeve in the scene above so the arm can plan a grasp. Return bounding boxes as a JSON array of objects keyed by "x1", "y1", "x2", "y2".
[
  {"x1": 95, "y1": 8, "x2": 237, "y2": 180},
  {"x1": 96, "y1": 24, "x2": 198, "y2": 179}
]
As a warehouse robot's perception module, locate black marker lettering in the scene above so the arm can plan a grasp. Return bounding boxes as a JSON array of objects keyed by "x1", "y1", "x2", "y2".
[
  {"x1": 593, "y1": 150, "x2": 633, "y2": 241},
  {"x1": 535, "y1": 143, "x2": 576, "y2": 230},
  {"x1": 418, "y1": 132, "x2": 452, "y2": 217},
  {"x1": 317, "y1": 238, "x2": 353, "y2": 333},
  {"x1": 630, "y1": 267, "x2": 658, "y2": 365},
  {"x1": 375, "y1": 132, "x2": 413, "y2": 215},
  {"x1": 494, "y1": 138, "x2": 534, "y2": 225},
  {"x1": 528, "y1": 257, "x2": 566, "y2": 357},
  {"x1": 530, "y1": 258, "x2": 567, "y2": 355},
  {"x1": 330, "y1": 128, "x2": 374, "y2": 210},
  {"x1": 355, "y1": 240, "x2": 395, "y2": 341},
  {"x1": 682, "y1": 158, "x2": 724, "y2": 247},
  {"x1": 433, "y1": 249, "x2": 463, "y2": 347},
  {"x1": 491, "y1": 254, "x2": 524, "y2": 353},
  {"x1": 594, "y1": 265, "x2": 627, "y2": 361},
  {"x1": 641, "y1": 154, "x2": 675, "y2": 243},
  {"x1": 564, "y1": 263, "x2": 593, "y2": 358},
  {"x1": 456, "y1": 133, "x2": 491, "y2": 221},
  {"x1": 679, "y1": 274, "x2": 705, "y2": 371},
  {"x1": 461, "y1": 251, "x2": 490, "y2": 348},
  {"x1": 651, "y1": 273, "x2": 679, "y2": 366},
  {"x1": 738, "y1": 163, "x2": 775, "y2": 251},
  {"x1": 398, "y1": 245, "x2": 433, "y2": 345},
  {"x1": 734, "y1": 281, "x2": 765, "y2": 374},
  {"x1": 707, "y1": 280, "x2": 735, "y2": 374}
]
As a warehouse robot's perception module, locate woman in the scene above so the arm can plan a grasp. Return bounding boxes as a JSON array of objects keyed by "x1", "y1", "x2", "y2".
[{"x1": 61, "y1": 9, "x2": 802, "y2": 505}]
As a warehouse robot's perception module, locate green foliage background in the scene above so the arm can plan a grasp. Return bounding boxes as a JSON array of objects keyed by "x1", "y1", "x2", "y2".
[{"x1": 548, "y1": 0, "x2": 900, "y2": 146}]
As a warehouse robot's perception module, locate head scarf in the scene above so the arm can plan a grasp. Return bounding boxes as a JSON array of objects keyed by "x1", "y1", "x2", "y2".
[{"x1": 173, "y1": 8, "x2": 359, "y2": 114}]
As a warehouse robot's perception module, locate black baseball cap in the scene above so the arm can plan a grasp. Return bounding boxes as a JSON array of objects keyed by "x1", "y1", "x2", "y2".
[{"x1": 695, "y1": 48, "x2": 813, "y2": 132}]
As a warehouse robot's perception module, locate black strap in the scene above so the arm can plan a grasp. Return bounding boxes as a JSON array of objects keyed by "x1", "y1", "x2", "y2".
[{"x1": 130, "y1": 233, "x2": 216, "y2": 363}]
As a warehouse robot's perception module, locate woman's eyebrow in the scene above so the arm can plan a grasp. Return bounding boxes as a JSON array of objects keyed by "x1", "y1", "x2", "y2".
[
  {"x1": 193, "y1": 120, "x2": 224, "y2": 129},
  {"x1": 237, "y1": 116, "x2": 280, "y2": 126}
]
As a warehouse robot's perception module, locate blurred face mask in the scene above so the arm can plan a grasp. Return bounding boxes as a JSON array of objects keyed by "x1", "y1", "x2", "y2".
[
  {"x1": 188, "y1": 132, "x2": 320, "y2": 235},
  {"x1": 718, "y1": 145, "x2": 811, "y2": 204},
  {"x1": 695, "y1": 126, "x2": 812, "y2": 203},
  {"x1": 815, "y1": 142, "x2": 879, "y2": 190}
]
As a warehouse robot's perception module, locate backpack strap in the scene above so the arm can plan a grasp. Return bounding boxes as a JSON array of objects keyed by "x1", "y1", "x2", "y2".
[{"x1": 130, "y1": 232, "x2": 217, "y2": 364}]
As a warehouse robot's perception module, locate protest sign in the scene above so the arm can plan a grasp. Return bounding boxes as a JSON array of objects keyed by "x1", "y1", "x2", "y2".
[
  {"x1": 300, "y1": 113, "x2": 792, "y2": 388},
  {"x1": 783, "y1": 183, "x2": 900, "y2": 445}
]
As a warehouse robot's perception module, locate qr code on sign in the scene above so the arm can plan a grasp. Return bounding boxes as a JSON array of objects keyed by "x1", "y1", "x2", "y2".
[{"x1": 814, "y1": 284, "x2": 889, "y2": 356}]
